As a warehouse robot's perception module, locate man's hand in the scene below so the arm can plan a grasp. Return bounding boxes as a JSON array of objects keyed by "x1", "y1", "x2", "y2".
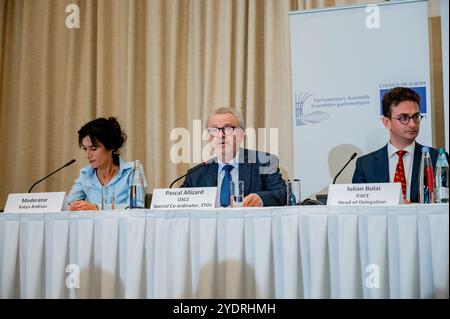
[
  {"x1": 69, "y1": 200, "x2": 98, "y2": 211},
  {"x1": 243, "y1": 193, "x2": 262, "y2": 207}
]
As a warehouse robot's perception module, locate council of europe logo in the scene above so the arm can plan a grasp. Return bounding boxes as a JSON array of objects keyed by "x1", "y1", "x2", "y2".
[
  {"x1": 295, "y1": 92, "x2": 330, "y2": 126},
  {"x1": 379, "y1": 86, "x2": 427, "y2": 115}
]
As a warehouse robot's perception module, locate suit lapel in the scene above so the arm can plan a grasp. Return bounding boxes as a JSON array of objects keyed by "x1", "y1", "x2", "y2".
[
  {"x1": 374, "y1": 145, "x2": 390, "y2": 183},
  {"x1": 203, "y1": 162, "x2": 219, "y2": 187},
  {"x1": 239, "y1": 149, "x2": 252, "y2": 195},
  {"x1": 239, "y1": 163, "x2": 252, "y2": 195}
]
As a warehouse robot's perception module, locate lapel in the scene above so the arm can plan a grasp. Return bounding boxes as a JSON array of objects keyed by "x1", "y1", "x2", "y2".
[
  {"x1": 374, "y1": 145, "x2": 390, "y2": 183},
  {"x1": 410, "y1": 142, "x2": 422, "y2": 202},
  {"x1": 203, "y1": 161, "x2": 219, "y2": 187},
  {"x1": 238, "y1": 149, "x2": 252, "y2": 195}
]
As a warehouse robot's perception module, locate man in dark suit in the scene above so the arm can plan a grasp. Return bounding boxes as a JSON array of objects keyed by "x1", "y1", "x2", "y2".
[
  {"x1": 182, "y1": 107, "x2": 286, "y2": 207},
  {"x1": 352, "y1": 87, "x2": 448, "y2": 203}
]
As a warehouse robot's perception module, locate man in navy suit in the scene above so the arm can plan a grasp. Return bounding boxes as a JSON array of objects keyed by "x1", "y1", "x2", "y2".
[
  {"x1": 352, "y1": 87, "x2": 448, "y2": 203},
  {"x1": 182, "y1": 107, "x2": 286, "y2": 207}
]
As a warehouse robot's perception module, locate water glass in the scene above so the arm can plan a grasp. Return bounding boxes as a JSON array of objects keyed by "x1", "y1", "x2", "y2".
[
  {"x1": 231, "y1": 181, "x2": 244, "y2": 207},
  {"x1": 102, "y1": 188, "x2": 116, "y2": 210}
]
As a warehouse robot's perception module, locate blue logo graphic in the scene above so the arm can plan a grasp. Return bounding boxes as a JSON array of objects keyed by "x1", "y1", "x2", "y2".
[
  {"x1": 379, "y1": 86, "x2": 427, "y2": 115},
  {"x1": 295, "y1": 92, "x2": 330, "y2": 126}
]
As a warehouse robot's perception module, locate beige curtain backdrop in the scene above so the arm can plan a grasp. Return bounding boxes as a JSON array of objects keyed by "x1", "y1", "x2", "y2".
[{"x1": 0, "y1": 0, "x2": 445, "y2": 207}]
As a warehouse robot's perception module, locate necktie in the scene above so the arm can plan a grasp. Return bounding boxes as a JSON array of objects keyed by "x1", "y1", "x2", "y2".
[
  {"x1": 220, "y1": 165, "x2": 234, "y2": 207},
  {"x1": 394, "y1": 150, "x2": 407, "y2": 199}
]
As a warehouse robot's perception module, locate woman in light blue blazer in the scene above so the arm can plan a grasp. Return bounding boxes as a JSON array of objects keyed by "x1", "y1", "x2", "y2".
[{"x1": 67, "y1": 117, "x2": 133, "y2": 211}]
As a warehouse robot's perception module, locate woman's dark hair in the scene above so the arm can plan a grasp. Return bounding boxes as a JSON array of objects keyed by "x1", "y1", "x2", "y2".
[
  {"x1": 78, "y1": 117, "x2": 127, "y2": 165},
  {"x1": 382, "y1": 87, "x2": 420, "y2": 118}
]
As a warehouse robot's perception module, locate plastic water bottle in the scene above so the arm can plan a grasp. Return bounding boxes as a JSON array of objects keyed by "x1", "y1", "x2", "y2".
[
  {"x1": 435, "y1": 148, "x2": 449, "y2": 203},
  {"x1": 129, "y1": 160, "x2": 147, "y2": 208},
  {"x1": 418, "y1": 147, "x2": 435, "y2": 203}
]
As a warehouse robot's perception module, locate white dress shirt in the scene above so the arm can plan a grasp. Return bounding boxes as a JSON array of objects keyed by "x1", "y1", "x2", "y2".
[
  {"x1": 387, "y1": 142, "x2": 416, "y2": 201},
  {"x1": 216, "y1": 155, "x2": 240, "y2": 208}
]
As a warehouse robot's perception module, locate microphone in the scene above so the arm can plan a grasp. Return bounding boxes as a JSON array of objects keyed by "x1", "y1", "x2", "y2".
[
  {"x1": 28, "y1": 159, "x2": 76, "y2": 193},
  {"x1": 332, "y1": 152, "x2": 357, "y2": 184},
  {"x1": 169, "y1": 159, "x2": 212, "y2": 188}
]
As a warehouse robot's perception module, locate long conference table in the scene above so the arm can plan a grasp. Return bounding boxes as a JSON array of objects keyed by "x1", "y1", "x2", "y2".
[{"x1": 0, "y1": 204, "x2": 448, "y2": 299}]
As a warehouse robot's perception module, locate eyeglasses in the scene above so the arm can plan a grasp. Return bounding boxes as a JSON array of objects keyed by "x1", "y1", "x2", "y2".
[
  {"x1": 207, "y1": 126, "x2": 239, "y2": 137},
  {"x1": 392, "y1": 113, "x2": 423, "y2": 125}
]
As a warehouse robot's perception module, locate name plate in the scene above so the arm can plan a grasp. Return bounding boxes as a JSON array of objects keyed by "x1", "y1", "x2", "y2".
[
  {"x1": 151, "y1": 187, "x2": 217, "y2": 209},
  {"x1": 4, "y1": 192, "x2": 66, "y2": 213},
  {"x1": 327, "y1": 183, "x2": 402, "y2": 206}
]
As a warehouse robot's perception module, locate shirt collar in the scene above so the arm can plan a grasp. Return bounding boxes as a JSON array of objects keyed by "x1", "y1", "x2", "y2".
[
  {"x1": 388, "y1": 141, "x2": 416, "y2": 159},
  {"x1": 81, "y1": 157, "x2": 133, "y2": 177},
  {"x1": 217, "y1": 151, "x2": 240, "y2": 171},
  {"x1": 117, "y1": 158, "x2": 133, "y2": 176}
]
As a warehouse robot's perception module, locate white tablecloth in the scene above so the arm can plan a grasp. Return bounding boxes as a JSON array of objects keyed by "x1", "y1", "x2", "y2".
[{"x1": 0, "y1": 205, "x2": 448, "y2": 299}]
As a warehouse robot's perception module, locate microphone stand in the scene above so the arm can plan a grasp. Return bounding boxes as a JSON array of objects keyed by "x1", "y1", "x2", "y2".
[
  {"x1": 169, "y1": 160, "x2": 211, "y2": 188},
  {"x1": 301, "y1": 152, "x2": 357, "y2": 205},
  {"x1": 28, "y1": 159, "x2": 76, "y2": 193},
  {"x1": 332, "y1": 152, "x2": 357, "y2": 184}
]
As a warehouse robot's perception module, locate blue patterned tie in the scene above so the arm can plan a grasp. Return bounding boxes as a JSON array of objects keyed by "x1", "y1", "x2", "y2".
[{"x1": 220, "y1": 164, "x2": 234, "y2": 207}]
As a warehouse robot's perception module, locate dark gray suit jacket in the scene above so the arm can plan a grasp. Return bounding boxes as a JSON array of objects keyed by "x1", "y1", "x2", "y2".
[
  {"x1": 352, "y1": 142, "x2": 447, "y2": 203},
  {"x1": 181, "y1": 148, "x2": 287, "y2": 206}
]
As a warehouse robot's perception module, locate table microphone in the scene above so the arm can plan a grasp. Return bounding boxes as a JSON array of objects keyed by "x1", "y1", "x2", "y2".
[
  {"x1": 169, "y1": 159, "x2": 213, "y2": 188},
  {"x1": 332, "y1": 152, "x2": 357, "y2": 184},
  {"x1": 28, "y1": 159, "x2": 76, "y2": 193}
]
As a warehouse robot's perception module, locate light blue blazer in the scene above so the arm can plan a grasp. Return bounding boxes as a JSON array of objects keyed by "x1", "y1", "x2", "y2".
[{"x1": 67, "y1": 158, "x2": 134, "y2": 208}]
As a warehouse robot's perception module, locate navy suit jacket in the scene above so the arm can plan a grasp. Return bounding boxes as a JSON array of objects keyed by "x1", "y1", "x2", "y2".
[
  {"x1": 181, "y1": 149, "x2": 287, "y2": 206},
  {"x1": 352, "y1": 142, "x2": 447, "y2": 203}
]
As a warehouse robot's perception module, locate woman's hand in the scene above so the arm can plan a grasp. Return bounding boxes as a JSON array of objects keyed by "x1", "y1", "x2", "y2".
[{"x1": 69, "y1": 200, "x2": 98, "y2": 211}]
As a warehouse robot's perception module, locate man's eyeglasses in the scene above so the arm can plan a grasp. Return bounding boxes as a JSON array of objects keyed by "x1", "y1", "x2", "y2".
[
  {"x1": 207, "y1": 126, "x2": 239, "y2": 137},
  {"x1": 392, "y1": 113, "x2": 423, "y2": 125}
]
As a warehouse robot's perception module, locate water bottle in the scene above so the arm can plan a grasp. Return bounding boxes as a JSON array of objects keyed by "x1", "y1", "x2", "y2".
[
  {"x1": 435, "y1": 148, "x2": 449, "y2": 203},
  {"x1": 286, "y1": 179, "x2": 301, "y2": 206},
  {"x1": 129, "y1": 160, "x2": 147, "y2": 208},
  {"x1": 418, "y1": 147, "x2": 435, "y2": 203}
]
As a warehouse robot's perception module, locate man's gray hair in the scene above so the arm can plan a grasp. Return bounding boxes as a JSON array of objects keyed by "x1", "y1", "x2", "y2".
[{"x1": 208, "y1": 107, "x2": 246, "y2": 129}]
